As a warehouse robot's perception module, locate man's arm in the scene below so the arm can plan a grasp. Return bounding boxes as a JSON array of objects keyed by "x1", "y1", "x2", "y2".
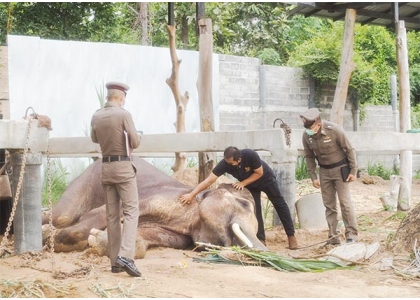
[
  {"x1": 336, "y1": 127, "x2": 358, "y2": 177},
  {"x1": 90, "y1": 124, "x2": 98, "y2": 143},
  {"x1": 302, "y1": 136, "x2": 318, "y2": 181},
  {"x1": 179, "y1": 172, "x2": 219, "y2": 204},
  {"x1": 232, "y1": 166, "x2": 263, "y2": 190},
  {"x1": 124, "y1": 114, "x2": 141, "y2": 149}
]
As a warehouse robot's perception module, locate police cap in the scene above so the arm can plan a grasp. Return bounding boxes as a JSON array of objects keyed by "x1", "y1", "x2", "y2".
[{"x1": 105, "y1": 81, "x2": 130, "y2": 94}]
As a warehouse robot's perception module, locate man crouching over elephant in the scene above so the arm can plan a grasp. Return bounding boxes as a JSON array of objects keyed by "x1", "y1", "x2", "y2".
[{"x1": 180, "y1": 146, "x2": 298, "y2": 250}]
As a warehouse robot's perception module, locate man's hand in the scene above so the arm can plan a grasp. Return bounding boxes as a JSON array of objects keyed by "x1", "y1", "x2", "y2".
[
  {"x1": 312, "y1": 179, "x2": 321, "y2": 189},
  {"x1": 179, "y1": 193, "x2": 194, "y2": 205},
  {"x1": 346, "y1": 173, "x2": 357, "y2": 182},
  {"x1": 232, "y1": 182, "x2": 245, "y2": 190}
]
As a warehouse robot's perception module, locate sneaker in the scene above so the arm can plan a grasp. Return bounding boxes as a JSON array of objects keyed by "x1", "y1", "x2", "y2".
[
  {"x1": 115, "y1": 256, "x2": 142, "y2": 277},
  {"x1": 111, "y1": 266, "x2": 124, "y2": 273},
  {"x1": 346, "y1": 238, "x2": 356, "y2": 243}
]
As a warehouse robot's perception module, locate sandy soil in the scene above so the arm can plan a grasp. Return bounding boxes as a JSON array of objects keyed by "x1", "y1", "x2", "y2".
[{"x1": 1, "y1": 175, "x2": 420, "y2": 298}]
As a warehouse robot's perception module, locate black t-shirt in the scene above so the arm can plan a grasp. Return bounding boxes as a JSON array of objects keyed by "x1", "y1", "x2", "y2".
[{"x1": 212, "y1": 149, "x2": 275, "y2": 188}]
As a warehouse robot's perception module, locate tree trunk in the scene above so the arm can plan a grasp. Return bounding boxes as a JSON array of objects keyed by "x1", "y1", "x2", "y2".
[
  {"x1": 166, "y1": 24, "x2": 189, "y2": 172},
  {"x1": 396, "y1": 21, "x2": 412, "y2": 211},
  {"x1": 197, "y1": 18, "x2": 216, "y2": 184},
  {"x1": 330, "y1": 8, "x2": 356, "y2": 126},
  {"x1": 139, "y1": 3, "x2": 148, "y2": 46}
]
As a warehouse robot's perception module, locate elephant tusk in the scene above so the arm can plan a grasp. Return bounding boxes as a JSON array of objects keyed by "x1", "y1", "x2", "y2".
[{"x1": 232, "y1": 223, "x2": 253, "y2": 248}]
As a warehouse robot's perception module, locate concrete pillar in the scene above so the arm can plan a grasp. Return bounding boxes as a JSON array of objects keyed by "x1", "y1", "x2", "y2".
[
  {"x1": 390, "y1": 74, "x2": 400, "y2": 170},
  {"x1": 271, "y1": 147, "x2": 297, "y2": 227},
  {"x1": 11, "y1": 152, "x2": 43, "y2": 254},
  {"x1": 296, "y1": 193, "x2": 328, "y2": 228}
]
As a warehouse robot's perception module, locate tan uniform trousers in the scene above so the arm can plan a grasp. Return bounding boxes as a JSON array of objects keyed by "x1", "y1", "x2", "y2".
[
  {"x1": 101, "y1": 161, "x2": 139, "y2": 266},
  {"x1": 319, "y1": 165, "x2": 358, "y2": 241}
]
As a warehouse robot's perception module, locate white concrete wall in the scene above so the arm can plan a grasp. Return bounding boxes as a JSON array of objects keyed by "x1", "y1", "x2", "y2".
[{"x1": 7, "y1": 35, "x2": 220, "y2": 137}]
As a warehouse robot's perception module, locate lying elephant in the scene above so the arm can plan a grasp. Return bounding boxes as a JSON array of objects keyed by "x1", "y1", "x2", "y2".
[{"x1": 42, "y1": 157, "x2": 267, "y2": 258}]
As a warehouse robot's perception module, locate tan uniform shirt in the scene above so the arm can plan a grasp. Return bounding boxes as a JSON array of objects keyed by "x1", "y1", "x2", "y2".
[
  {"x1": 302, "y1": 120, "x2": 357, "y2": 181},
  {"x1": 91, "y1": 102, "x2": 140, "y2": 156}
]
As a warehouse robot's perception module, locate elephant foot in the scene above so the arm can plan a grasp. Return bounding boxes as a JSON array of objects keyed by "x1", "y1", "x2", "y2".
[
  {"x1": 42, "y1": 224, "x2": 58, "y2": 246},
  {"x1": 88, "y1": 228, "x2": 109, "y2": 257},
  {"x1": 87, "y1": 228, "x2": 147, "y2": 259}
]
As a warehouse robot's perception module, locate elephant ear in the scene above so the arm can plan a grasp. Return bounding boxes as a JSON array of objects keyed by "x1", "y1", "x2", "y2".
[{"x1": 195, "y1": 190, "x2": 209, "y2": 203}]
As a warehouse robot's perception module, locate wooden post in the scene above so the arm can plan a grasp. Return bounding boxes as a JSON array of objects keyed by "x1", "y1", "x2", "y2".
[
  {"x1": 395, "y1": 21, "x2": 412, "y2": 210},
  {"x1": 197, "y1": 18, "x2": 216, "y2": 183},
  {"x1": 330, "y1": 8, "x2": 356, "y2": 126}
]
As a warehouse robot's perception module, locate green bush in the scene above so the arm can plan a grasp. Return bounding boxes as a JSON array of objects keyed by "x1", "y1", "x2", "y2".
[
  {"x1": 256, "y1": 48, "x2": 282, "y2": 66},
  {"x1": 366, "y1": 162, "x2": 398, "y2": 180}
]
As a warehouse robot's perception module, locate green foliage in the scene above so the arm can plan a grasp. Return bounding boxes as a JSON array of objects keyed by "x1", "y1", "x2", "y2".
[
  {"x1": 386, "y1": 232, "x2": 394, "y2": 247},
  {"x1": 42, "y1": 159, "x2": 69, "y2": 207},
  {"x1": 287, "y1": 19, "x2": 342, "y2": 85},
  {"x1": 288, "y1": 22, "x2": 397, "y2": 106},
  {"x1": 256, "y1": 48, "x2": 281, "y2": 65},
  {"x1": 262, "y1": 199, "x2": 273, "y2": 229},
  {"x1": 0, "y1": 2, "x2": 138, "y2": 44},
  {"x1": 186, "y1": 157, "x2": 198, "y2": 168},
  {"x1": 295, "y1": 156, "x2": 310, "y2": 180},
  {"x1": 366, "y1": 162, "x2": 398, "y2": 180},
  {"x1": 384, "y1": 211, "x2": 407, "y2": 222},
  {"x1": 357, "y1": 215, "x2": 375, "y2": 232},
  {"x1": 411, "y1": 104, "x2": 420, "y2": 130},
  {"x1": 195, "y1": 246, "x2": 351, "y2": 272}
]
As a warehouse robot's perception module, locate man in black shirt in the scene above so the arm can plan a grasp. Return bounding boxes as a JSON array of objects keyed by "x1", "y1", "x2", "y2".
[{"x1": 179, "y1": 146, "x2": 298, "y2": 250}]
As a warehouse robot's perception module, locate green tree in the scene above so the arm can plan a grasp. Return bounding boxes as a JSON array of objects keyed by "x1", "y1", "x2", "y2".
[
  {"x1": 288, "y1": 21, "x2": 399, "y2": 106},
  {"x1": 0, "y1": 2, "x2": 138, "y2": 44}
]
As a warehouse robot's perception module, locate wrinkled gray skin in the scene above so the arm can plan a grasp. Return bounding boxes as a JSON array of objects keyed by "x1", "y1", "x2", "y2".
[{"x1": 42, "y1": 157, "x2": 267, "y2": 258}]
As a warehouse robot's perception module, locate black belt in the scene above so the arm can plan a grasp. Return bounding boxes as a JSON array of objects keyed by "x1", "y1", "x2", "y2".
[
  {"x1": 102, "y1": 156, "x2": 132, "y2": 163},
  {"x1": 319, "y1": 158, "x2": 348, "y2": 169}
]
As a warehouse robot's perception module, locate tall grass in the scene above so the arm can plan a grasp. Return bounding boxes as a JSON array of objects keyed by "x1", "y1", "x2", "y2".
[
  {"x1": 42, "y1": 159, "x2": 69, "y2": 207},
  {"x1": 295, "y1": 156, "x2": 310, "y2": 180}
]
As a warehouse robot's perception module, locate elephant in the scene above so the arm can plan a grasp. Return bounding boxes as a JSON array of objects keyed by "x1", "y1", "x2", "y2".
[{"x1": 42, "y1": 157, "x2": 267, "y2": 258}]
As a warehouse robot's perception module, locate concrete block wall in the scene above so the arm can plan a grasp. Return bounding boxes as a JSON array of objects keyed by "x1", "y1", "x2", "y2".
[
  {"x1": 358, "y1": 105, "x2": 396, "y2": 132},
  {"x1": 217, "y1": 54, "x2": 419, "y2": 172},
  {"x1": 218, "y1": 55, "x2": 312, "y2": 131},
  {"x1": 218, "y1": 54, "x2": 261, "y2": 131}
]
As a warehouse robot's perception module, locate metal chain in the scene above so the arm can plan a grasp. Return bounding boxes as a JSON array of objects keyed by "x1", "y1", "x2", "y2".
[
  {"x1": 273, "y1": 118, "x2": 292, "y2": 147},
  {"x1": 46, "y1": 147, "x2": 56, "y2": 271},
  {"x1": 0, "y1": 117, "x2": 32, "y2": 256}
]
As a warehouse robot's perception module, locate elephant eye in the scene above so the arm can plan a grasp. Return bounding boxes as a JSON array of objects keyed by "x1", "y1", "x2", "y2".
[{"x1": 235, "y1": 198, "x2": 251, "y2": 209}]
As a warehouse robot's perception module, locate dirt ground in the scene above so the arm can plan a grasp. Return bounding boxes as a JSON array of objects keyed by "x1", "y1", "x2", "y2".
[{"x1": 1, "y1": 173, "x2": 420, "y2": 298}]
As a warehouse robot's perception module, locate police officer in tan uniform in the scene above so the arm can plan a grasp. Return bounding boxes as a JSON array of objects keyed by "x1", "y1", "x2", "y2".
[
  {"x1": 300, "y1": 108, "x2": 358, "y2": 245},
  {"x1": 91, "y1": 81, "x2": 142, "y2": 277}
]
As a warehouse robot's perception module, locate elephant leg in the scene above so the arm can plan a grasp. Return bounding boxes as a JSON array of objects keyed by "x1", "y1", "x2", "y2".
[
  {"x1": 139, "y1": 227, "x2": 193, "y2": 250},
  {"x1": 44, "y1": 205, "x2": 107, "y2": 252}
]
